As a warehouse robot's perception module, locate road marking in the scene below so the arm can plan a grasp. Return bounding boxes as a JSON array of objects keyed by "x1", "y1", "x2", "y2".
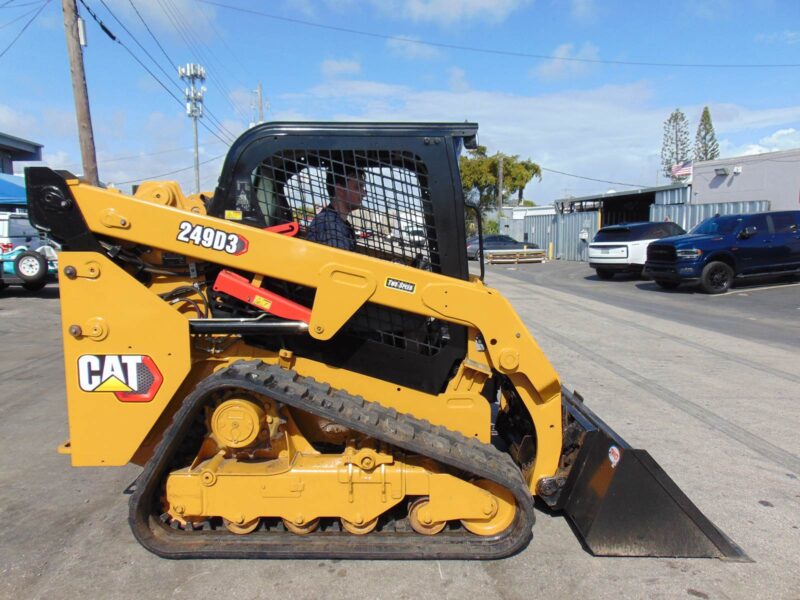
[{"x1": 711, "y1": 282, "x2": 800, "y2": 296}]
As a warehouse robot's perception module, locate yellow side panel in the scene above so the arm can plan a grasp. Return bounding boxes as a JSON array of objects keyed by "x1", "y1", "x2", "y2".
[{"x1": 59, "y1": 252, "x2": 191, "y2": 466}]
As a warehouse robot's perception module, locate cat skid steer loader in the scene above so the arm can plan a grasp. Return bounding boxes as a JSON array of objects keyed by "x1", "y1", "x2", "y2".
[{"x1": 26, "y1": 122, "x2": 745, "y2": 560}]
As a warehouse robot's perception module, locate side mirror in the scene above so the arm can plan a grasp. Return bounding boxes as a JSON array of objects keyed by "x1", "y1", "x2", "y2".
[
  {"x1": 738, "y1": 226, "x2": 757, "y2": 240},
  {"x1": 464, "y1": 193, "x2": 480, "y2": 210}
]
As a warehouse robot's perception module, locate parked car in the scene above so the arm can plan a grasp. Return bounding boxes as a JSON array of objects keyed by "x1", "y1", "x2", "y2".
[
  {"x1": 588, "y1": 221, "x2": 686, "y2": 279},
  {"x1": 0, "y1": 212, "x2": 43, "y2": 253},
  {"x1": 644, "y1": 210, "x2": 800, "y2": 294},
  {"x1": 400, "y1": 226, "x2": 427, "y2": 247},
  {"x1": 466, "y1": 234, "x2": 538, "y2": 260},
  {"x1": 0, "y1": 244, "x2": 58, "y2": 291}
]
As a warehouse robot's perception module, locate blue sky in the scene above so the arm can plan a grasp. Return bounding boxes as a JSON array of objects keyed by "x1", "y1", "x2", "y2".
[{"x1": 2, "y1": 0, "x2": 799, "y2": 201}]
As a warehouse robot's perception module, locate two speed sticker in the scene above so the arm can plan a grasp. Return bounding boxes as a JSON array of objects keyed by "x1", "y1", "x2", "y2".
[{"x1": 177, "y1": 221, "x2": 249, "y2": 255}]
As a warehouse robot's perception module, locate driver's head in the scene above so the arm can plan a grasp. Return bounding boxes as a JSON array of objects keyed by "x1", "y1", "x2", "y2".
[{"x1": 327, "y1": 164, "x2": 366, "y2": 213}]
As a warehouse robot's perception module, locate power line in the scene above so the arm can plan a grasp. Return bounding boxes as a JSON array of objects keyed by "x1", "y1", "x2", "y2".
[
  {"x1": 539, "y1": 165, "x2": 646, "y2": 188},
  {"x1": 145, "y1": 0, "x2": 241, "y2": 140},
  {"x1": 0, "y1": 0, "x2": 44, "y2": 29},
  {"x1": 128, "y1": 0, "x2": 176, "y2": 71},
  {"x1": 97, "y1": 0, "x2": 182, "y2": 94},
  {"x1": 60, "y1": 140, "x2": 225, "y2": 168},
  {"x1": 113, "y1": 151, "x2": 226, "y2": 184},
  {"x1": 93, "y1": 0, "x2": 237, "y2": 143},
  {"x1": 199, "y1": 0, "x2": 800, "y2": 69},
  {"x1": 0, "y1": 0, "x2": 48, "y2": 59},
  {"x1": 1, "y1": 0, "x2": 50, "y2": 7},
  {"x1": 77, "y1": 0, "x2": 234, "y2": 145},
  {"x1": 159, "y1": 0, "x2": 249, "y2": 124}
]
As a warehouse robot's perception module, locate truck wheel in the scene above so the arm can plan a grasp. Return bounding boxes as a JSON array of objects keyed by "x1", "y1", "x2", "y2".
[
  {"x1": 14, "y1": 251, "x2": 47, "y2": 285},
  {"x1": 700, "y1": 261, "x2": 734, "y2": 294},
  {"x1": 655, "y1": 280, "x2": 679, "y2": 290},
  {"x1": 595, "y1": 269, "x2": 615, "y2": 280}
]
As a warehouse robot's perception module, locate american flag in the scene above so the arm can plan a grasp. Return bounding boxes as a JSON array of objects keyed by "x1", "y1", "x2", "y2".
[{"x1": 671, "y1": 160, "x2": 693, "y2": 178}]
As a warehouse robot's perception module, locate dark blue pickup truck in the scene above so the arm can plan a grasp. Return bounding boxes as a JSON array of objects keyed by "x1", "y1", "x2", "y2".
[{"x1": 644, "y1": 210, "x2": 800, "y2": 293}]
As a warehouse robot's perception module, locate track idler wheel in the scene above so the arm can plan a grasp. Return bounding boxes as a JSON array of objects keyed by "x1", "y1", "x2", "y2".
[
  {"x1": 460, "y1": 479, "x2": 517, "y2": 536},
  {"x1": 408, "y1": 498, "x2": 446, "y2": 535},
  {"x1": 283, "y1": 517, "x2": 320, "y2": 535},
  {"x1": 341, "y1": 516, "x2": 378, "y2": 535},
  {"x1": 224, "y1": 517, "x2": 260, "y2": 535}
]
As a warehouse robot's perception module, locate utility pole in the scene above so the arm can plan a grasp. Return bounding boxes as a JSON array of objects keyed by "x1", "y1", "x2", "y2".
[
  {"x1": 179, "y1": 63, "x2": 206, "y2": 194},
  {"x1": 62, "y1": 0, "x2": 99, "y2": 186},
  {"x1": 496, "y1": 155, "x2": 504, "y2": 218}
]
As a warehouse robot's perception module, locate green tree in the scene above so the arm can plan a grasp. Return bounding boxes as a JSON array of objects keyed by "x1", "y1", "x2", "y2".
[
  {"x1": 459, "y1": 146, "x2": 541, "y2": 214},
  {"x1": 660, "y1": 108, "x2": 691, "y2": 180},
  {"x1": 504, "y1": 158, "x2": 542, "y2": 203},
  {"x1": 694, "y1": 106, "x2": 720, "y2": 162}
]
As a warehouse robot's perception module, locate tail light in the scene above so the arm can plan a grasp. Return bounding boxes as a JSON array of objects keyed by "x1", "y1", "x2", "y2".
[{"x1": 1, "y1": 243, "x2": 13, "y2": 253}]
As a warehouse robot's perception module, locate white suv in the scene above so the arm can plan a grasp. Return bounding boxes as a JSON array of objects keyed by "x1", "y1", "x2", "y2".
[
  {"x1": 589, "y1": 221, "x2": 685, "y2": 279},
  {"x1": 0, "y1": 212, "x2": 43, "y2": 252}
]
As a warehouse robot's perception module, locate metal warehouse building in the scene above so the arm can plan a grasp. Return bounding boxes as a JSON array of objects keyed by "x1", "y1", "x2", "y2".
[{"x1": 501, "y1": 147, "x2": 798, "y2": 261}]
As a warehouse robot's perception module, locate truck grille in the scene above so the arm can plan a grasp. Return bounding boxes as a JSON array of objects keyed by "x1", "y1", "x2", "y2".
[{"x1": 647, "y1": 244, "x2": 676, "y2": 262}]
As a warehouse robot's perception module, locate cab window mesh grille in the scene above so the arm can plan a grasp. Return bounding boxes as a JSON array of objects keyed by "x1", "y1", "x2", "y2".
[
  {"x1": 243, "y1": 149, "x2": 448, "y2": 356},
  {"x1": 250, "y1": 149, "x2": 439, "y2": 272}
]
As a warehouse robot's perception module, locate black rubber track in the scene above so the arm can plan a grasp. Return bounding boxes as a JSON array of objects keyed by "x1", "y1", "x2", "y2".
[{"x1": 129, "y1": 360, "x2": 536, "y2": 559}]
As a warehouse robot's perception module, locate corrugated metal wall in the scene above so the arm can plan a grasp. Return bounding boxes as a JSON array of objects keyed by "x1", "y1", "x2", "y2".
[
  {"x1": 557, "y1": 212, "x2": 600, "y2": 261},
  {"x1": 654, "y1": 187, "x2": 691, "y2": 205},
  {"x1": 498, "y1": 199, "x2": 771, "y2": 263},
  {"x1": 501, "y1": 218, "x2": 526, "y2": 242},
  {"x1": 649, "y1": 200, "x2": 770, "y2": 231},
  {"x1": 522, "y1": 214, "x2": 555, "y2": 250}
]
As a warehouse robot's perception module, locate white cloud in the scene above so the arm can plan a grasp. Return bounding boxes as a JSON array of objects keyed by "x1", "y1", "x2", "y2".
[
  {"x1": 282, "y1": 0, "x2": 317, "y2": 17},
  {"x1": 720, "y1": 128, "x2": 800, "y2": 157},
  {"x1": 370, "y1": 0, "x2": 530, "y2": 26},
  {"x1": 304, "y1": 79, "x2": 406, "y2": 99},
  {"x1": 282, "y1": 77, "x2": 800, "y2": 201},
  {"x1": 105, "y1": 0, "x2": 216, "y2": 36},
  {"x1": 321, "y1": 59, "x2": 362, "y2": 79},
  {"x1": 755, "y1": 31, "x2": 800, "y2": 45},
  {"x1": 386, "y1": 36, "x2": 442, "y2": 60},
  {"x1": 229, "y1": 87, "x2": 255, "y2": 121},
  {"x1": 42, "y1": 151, "x2": 73, "y2": 169},
  {"x1": 448, "y1": 67, "x2": 469, "y2": 92},
  {"x1": 689, "y1": 0, "x2": 731, "y2": 21},
  {"x1": 570, "y1": 0, "x2": 595, "y2": 20},
  {"x1": 534, "y1": 42, "x2": 600, "y2": 80},
  {"x1": 0, "y1": 104, "x2": 37, "y2": 137},
  {"x1": 709, "y1": 104, "x2": 800, "y2": 133}
]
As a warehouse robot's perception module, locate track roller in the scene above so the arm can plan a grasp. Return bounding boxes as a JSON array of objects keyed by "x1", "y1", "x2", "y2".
[
  {"x1": 460, "y1": 479, "x2": 517, "y2": 536},
  {"x1": 341, "y1": 517, "x2": 379, "y2": 535},
  {"x1": 282, "y1": 518, "x2": 320, "y2": 535},
  {"x1": 408, "y1": 498, "x2": 447, "y2": 535},
  {"x1": 224, "y1": 517, "x2": 260, "y2": 535}
]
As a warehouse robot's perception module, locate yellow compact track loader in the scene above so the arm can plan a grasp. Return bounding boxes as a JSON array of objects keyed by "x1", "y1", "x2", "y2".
[{"x1": 27, "y1": 122, "x2": 745, "y2": 559}]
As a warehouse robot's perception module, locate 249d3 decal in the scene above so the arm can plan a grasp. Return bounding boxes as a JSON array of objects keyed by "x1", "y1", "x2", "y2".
[
  {"x1": 77, "y1": 355, "x2": 163, "y2": 402},
  {"x1": 177, "y1": 221, "x2": 249, "y2": 255}
]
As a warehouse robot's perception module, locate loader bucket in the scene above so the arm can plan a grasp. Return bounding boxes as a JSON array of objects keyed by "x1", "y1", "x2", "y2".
[{"x1": 553, "y1": 388, "x2": 748, "y2": 560}]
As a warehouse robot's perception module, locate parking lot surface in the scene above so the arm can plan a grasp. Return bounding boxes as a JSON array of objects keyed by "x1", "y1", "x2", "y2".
[{"x1": 1, "y1": 262, "x2": 798, "y2": 600}]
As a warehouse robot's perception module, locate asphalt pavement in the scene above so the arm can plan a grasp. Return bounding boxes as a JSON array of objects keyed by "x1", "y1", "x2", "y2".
[{"x1": 1, "y1": 266, "x2": 798, "y2": 600}]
